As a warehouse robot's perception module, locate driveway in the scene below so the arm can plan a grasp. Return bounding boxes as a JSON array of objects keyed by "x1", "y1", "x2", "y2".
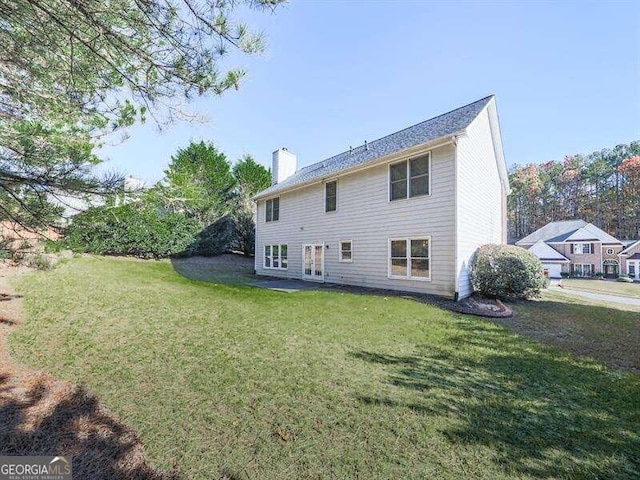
[{"x1": 550, "y1": 285, "x2": 640, "y2": 306}]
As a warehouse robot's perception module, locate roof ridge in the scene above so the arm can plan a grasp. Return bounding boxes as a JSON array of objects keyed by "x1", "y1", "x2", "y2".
[{"x1": 297, "y1": 94, "x2": 494, "y2": 171}]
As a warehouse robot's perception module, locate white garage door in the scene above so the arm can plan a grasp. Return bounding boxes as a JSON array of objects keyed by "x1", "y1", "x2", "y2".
[{"x1": 542, "y1": 263, "x2": 562, "y2": 279}]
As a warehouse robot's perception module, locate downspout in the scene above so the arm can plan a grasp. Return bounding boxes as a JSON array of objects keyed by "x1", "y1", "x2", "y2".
[{"x1": 452, "y1": 135, "x2": 459, "y2": 301}]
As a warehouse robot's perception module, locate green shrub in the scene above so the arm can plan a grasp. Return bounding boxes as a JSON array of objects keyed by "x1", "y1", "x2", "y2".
[
  {"x1": 44, "y1": 239, "x2": 64, "y2": 253},
  {"x1": 190, "y1": 215, "x2": 235, "y2": 257},
  {"x1": 63, "y1": 203, "x2": 201, "y2": 258},
  {"x1": 470, "y1": 244, "x2": 545, "y2": 299}
]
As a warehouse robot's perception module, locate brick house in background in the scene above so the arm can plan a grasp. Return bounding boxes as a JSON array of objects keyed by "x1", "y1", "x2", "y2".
[{"x1": 515, "y1": 220, "x2": 639, "y2": 280}]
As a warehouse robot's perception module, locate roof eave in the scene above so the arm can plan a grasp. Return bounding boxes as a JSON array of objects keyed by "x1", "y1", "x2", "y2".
[{"x1": 252, "y1": 133, "x2": 461, "y2": 201}]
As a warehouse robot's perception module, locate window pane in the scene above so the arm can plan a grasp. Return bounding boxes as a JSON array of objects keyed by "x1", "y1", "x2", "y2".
[
  {"x1": 410, "y1": 176, "x2": 429, "y2": 197},
  {"x1": 391, "y1": 258, "x2": 407, "y2": 276},
  {"x1": 410, "y1": 157, "x2": 429, "y2": 176},
  {"x1": 272, "y1": 245, "x2": 279, "y2": 257},
  {"x1": 411, "y1": 259, "x2": 429, "y2": 278},
  {"x1": 266, "y1": 200, "x2": 272, "y2": 222},
  {"x1": 390, "y1": 181, "x2": 407, "y2": 200},
  {"x1": 325, "y1": 181, "x2": 337, "y2": 212},
  {"x1": 281, "y1": 245, "x2": 287, "y2": 259},
  {"x1": 315, "y1": 246, "x2": 323, "y2": 276},
  {"x1": 391, "y1": 240, "x2": 407, "y2": 257},
  {"x1": 411, "y1": 239, "x2": 429, "y2": 257},
  {"x1": 272, "y1": 198, "x2": 279, "y2": 221},
  {"x1": 304, "y1": 246, "x2": 312, "y2": 275},
  {"x1": 390, "y1": 162, "x2": 407, "y2": 181},
  {"x1": 341, "y1": 241, "x2": 352, "y2": 261}
]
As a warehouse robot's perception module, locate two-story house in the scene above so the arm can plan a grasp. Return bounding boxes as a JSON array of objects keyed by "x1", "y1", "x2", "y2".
[
  {"x1": 516, "y1": 220, "x2": 639, "y2": 279},
  {"x1": 253, "y1": 95, "x2": 510, "y2": 300}
]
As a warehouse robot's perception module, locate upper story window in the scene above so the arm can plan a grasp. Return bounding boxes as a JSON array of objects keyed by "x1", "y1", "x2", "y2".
[
  {"x1": 266, "y1": 197, "x2": 279, "y2": 222},
  {"x1": 606, "y1": 248, "x2": 615, "y2": 255},
  {"x1": 389, "y1": 153, "x2": 431, "y2": 201},
  {"x1": 572, "y1": 243, "x2": 592, "y2": 254},
  {"x1": 325, "y1": 181, "x2": 337, "y2": 212}
]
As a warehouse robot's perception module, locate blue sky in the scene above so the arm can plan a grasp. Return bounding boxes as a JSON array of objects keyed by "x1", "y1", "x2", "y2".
[{"x1": 98, "y1": 1, "x2": 640, "y2": 185}]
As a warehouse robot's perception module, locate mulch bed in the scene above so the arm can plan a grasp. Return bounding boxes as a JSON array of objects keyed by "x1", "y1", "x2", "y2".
[{"x1": 0, "y1": 263, "x2": 176, "y2": 480}]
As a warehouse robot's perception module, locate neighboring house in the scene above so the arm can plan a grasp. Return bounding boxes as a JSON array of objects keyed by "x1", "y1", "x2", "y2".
[
  {"x1": 620, "y1": 240, "x2": 640, "y2": 281},
  {"x1": 50, "y1": 175, "x2": 146, "y2": 221},
  {"x1": 252, "y1": 95, "x2": 510, "y2": 300},
  {"x1": 515, "y1": 220, "x2": 638, "y2": 279}
]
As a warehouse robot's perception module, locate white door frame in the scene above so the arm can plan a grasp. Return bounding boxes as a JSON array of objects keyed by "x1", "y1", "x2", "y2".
[{"x1": 302, "y1": 243, "x2": 325, "y2": 282}]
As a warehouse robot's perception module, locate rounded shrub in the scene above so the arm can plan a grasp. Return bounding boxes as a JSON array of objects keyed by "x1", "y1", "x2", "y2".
[{"x1": 470, "y1": 244, "x2": 545, "y2": 299}]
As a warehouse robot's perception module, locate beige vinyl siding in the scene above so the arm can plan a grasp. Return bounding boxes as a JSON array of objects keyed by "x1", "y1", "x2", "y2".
[
  {"x1": 455, "y1": 106, "x2": 505, "y2": 298},
  {"x1": 255, "y1": 144, "x2": 457, "y2": 297}
]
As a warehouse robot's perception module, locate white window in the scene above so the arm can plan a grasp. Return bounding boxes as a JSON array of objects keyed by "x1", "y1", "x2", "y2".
[
  {"x1": 629, "y1": 262, "x2": 637, "y2": 278},
  {"x1": 325, "y1": 181, "x2": 337, "y2": 212},
  {"x1": 606, "y1": 248, "x2": 615, "y2": 255},
  {"x1": 388, "y1": 238, "x2": 430, "y2": 280},
  {"x1": 572, "y1": 243, "x2": 592, "y2": 254},
  {"x1": 389, "y1": 154, "x2": 431, "y2": 201},
  {"x1": 339, "y1": 240, "x2": 353, "y2": 262},
  {"x1": 266, "y1": 198, "x2": 279, "y2": 222},
  {"x1": 264, "y1": 244, "x2": 287, "y2": 269},
  {"x1": 573, "y1": 264, "x2": 592, "y2": 277}
]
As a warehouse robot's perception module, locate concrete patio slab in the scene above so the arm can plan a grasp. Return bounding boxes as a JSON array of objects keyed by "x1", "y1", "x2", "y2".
[{"x1": 249, "y1": 279, "x2": 321, "y2": 293}]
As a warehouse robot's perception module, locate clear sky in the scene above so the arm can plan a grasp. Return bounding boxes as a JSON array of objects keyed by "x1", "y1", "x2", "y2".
[{"x1": 98, "y1": 0, "x2": 640, "y2": 185}]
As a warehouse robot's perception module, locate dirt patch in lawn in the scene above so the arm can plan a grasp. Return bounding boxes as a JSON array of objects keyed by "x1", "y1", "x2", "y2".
[{"x1": 0, "y1": 263, "x2": 176, "y2": 480}]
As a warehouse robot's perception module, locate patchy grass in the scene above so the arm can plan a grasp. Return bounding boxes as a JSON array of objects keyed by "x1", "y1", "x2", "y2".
[
  {"x1": 8, "y1": 257, "x2": 640, "y2": 479},
  {"x1": 562, "y1": 278, "x2": 640, "y2": 298},
  {"x1": 497, "y1": 289, "x2": 640, "y2": 371}
]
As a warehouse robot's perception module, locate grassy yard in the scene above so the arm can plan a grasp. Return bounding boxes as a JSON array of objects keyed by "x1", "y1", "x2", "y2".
[
  {"x1": 562, "y1": 278, "x2": 640, "y2": 298},
  {"x1": 8, "y1": 257, "x2": 640, "y2": 479}
]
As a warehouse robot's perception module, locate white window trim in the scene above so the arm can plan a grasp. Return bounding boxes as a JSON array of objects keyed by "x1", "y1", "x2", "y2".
[
  {"x1": 572, "y1": 242, "x2": 593, "y2": 254},
  {"x1": 338, "y1": 240, "x2": 353, "y2": 263},
  {"x1": 387, "y1": 236, "x2": 431, "y2": 281},
  {"x1": 388, "y1": 152, "x2": 432, "y2": 202},
  {"x1": 573, "y1": 263, "x2": 592, "y2": 277},
  {"x1": 263, "y1": 244, "x2": 288, "y2": 270},
  {"x1": 606, "y1": 248, "x2": 615, "y2": 255},
  {"x1": 265, "y1": 197, "x2": 280, "y2": 223},
  {"x1": 324, "y1": 180, "x2": 338, "y2": 214}
]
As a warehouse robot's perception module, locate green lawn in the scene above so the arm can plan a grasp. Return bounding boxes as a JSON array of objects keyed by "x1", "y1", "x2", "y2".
[
  {"x1": 9, "y1": 257, "x2": 640, "y2": 479},
  {"x1": 562, "y1": 278, "x2": 640, "y2": 298}
]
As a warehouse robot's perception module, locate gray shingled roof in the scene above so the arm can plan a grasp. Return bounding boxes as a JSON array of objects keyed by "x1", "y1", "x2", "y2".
[
  {"x1": 254, "y1": 95, "x2": 494, "y2": 199},
  {"x1": 515, "y1": 220, "x2": 588, "y2": 245}
]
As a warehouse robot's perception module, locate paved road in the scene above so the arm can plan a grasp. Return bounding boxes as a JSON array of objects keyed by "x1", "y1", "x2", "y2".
[{"x1": 550, "y1": 286, "x2": 640, "y2": 306}]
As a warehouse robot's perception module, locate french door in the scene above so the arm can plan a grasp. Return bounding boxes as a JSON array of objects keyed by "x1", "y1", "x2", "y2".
[{"x1": 302, "y1": 244, "x2": 324, "y2": 281}]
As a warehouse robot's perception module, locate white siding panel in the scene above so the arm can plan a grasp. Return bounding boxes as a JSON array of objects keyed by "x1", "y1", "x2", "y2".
[
  {"x1": 455, "y1": 108, "x2": 505, "y2": 298},
  {"x1": 255, "y1": 144, "x2": 457, "y2": 297}
]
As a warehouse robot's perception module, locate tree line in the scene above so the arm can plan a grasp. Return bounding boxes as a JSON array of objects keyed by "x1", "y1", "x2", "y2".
[
  {"x1": 508, "y1": 141, "x2": 640, "y2": 241},
  {"x1": 63, "y1": 141, "x2": 271, "y2": 258}
]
